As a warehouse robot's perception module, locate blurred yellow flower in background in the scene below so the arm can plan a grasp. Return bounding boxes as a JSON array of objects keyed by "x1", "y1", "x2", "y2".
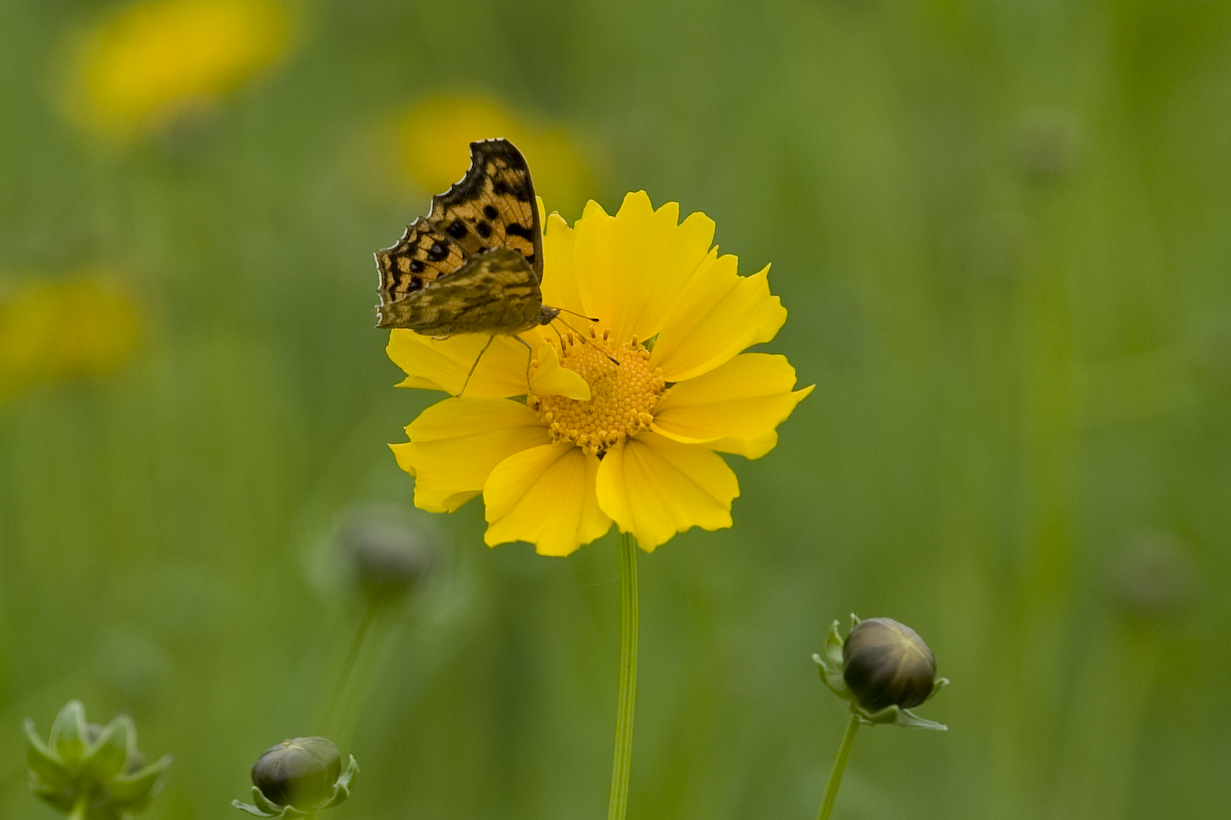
[
  {"x1": 0, "y1": 273, "x2": 143, "y2": 401},
  {"x1": 56, "y1": 0, "x2": 295, "y2": 140},
  {"x1": 395, "y1": 94, "x2": 601, "y2": 215},
  {"x1": 387, "y1": 192, "x2": 812, "y2": 556}
]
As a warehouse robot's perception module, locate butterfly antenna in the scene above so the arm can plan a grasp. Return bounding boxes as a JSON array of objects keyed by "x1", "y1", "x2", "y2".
[
  {"x1": 556, "y1": 306, "x2": 600, "y2": 323},
  {"x1": 551, "y1": 315, "x2": 618, "y2": 365}
]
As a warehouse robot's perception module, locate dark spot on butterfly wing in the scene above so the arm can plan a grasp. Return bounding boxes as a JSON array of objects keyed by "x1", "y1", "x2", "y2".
[
  {"x1": 476, "y1": 221, "x2": 493, "y2": 239},
  {"x1": 427, "y1": 241, "x2": 450, "y2": 262},
  {"x1": 483, "y1": 204, "x2": 500, "y2": 221},
  {"x1": 446, "y1": 219, "x2": 468, "y2": 239},
  {"x1": 491, "y1": 177, "x2": 532, "y2": 202},
  {"x1": 504, "y1": 222, "x2": 535, "y2": 242}
]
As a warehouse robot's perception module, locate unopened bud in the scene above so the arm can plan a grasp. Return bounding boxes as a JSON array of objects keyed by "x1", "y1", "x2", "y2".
[
  {"x1": 233, "y1": 736, "x2": 357, "y2": 818},
  {"x1": 252, "y1": 738, "x2": 340, "y2": 810},
  {"x1": 814, "y1": 615, "x2": 948, "y2": 730},
  {"x1": 842, "y1": 618, "x2": 937, "y2": 712}
]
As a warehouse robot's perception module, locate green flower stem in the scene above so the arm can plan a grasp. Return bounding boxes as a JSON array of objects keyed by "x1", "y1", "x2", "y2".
[
  {"x1": 607, "y1": 532, "x2": 639, "y2": 820},
  {"x1": 67, "y1": 794, "x2": 89, "y2": 820},
  {"x1": 817, "y1": 715, "x2": 861, "y2": 820},
  {"x1": 322, "y1": 598, "x2": 381, "y2": 741}
]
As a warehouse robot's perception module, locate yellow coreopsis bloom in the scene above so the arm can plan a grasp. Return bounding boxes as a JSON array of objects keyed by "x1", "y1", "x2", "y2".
[
  {"x1": 387, "y1": 192, "x2": 812, "y2": 557},
  {"x1": 57, "y1": 0, "x2": 294, "y2": 140},
  {"x1": 1, "y1": 273, "x2": 142, "y2": 401},
  {"x1": 395, "y1": 94, "x2": 599, "y2": 212}
]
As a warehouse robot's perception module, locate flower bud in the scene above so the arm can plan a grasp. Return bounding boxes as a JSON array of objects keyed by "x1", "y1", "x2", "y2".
[
  {"x1": 1111, "y1": 531, "x2": 1194, "y2": 621},
  {"x1": 842, "y1": 617, "x2": 937, "y2": 712},
  {"x1": 24, "y1": 700, "x2": 171, "y2": 819},
  {"x1": 337, "y1": 504, "x2": 439, "y2": 603},
  {"x1": 234, "y1": 737, "x2": 357, "y2": 818},
  {"x1": 252, "y1": 738, "x2": 340, "y2": 810},
  {"x1": 814, "y1": 615, "x2": 947, "y2": 730}
]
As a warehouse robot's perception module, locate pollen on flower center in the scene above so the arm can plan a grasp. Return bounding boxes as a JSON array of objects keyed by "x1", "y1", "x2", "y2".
[{"x1": 529, "y1": 330, "x2": 666, "y2": 456}]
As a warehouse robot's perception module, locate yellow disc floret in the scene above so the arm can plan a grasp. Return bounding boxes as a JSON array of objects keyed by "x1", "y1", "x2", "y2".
[{"x1": 529, "y1": 329, "x2": 666, "y2": 456}]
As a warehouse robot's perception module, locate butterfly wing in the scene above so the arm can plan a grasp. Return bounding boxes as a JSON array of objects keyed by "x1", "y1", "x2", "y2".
[
  {"x1": 375, "y1": 139, "x2": 545, "y2": 331},
  {"x1": 376, "y1": 247, "x2": 552, "y2": 336}
]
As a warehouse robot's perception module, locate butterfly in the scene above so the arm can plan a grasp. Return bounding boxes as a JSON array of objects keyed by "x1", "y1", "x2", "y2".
[{"x1": 374, "y1": 138, "x2": 560, "y2": 336}]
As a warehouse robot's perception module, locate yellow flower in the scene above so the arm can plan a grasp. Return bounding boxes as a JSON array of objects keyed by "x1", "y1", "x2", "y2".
[
  {"x1": 387, "y1": 192, "x2": 812, "y2": 557},
  {"x1": 57, "y1": 0, "x2": 294, "y2": 140},
  {"x1": 395, "y1": 95, "x2": 600, "y2": 214},
  {"x1": 0, "y1": 272, "x2": 142, "y2": 400}
]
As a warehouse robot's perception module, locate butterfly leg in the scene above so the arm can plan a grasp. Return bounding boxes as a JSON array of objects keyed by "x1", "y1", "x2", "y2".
[
  {"x1": 458, "y1": 333, "x2": 499, "y2": 397},
  {"x1": 512, "y1": 335, "x2": 535, "y2": 392}
]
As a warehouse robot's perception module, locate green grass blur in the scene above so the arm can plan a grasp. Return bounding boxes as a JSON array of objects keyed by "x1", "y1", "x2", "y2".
[{"x1": 3, "y1": 0, "x2": 1230, "y2": 818}]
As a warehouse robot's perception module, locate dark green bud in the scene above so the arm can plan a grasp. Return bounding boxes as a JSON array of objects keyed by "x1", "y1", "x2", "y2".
[
  {"x1": 252, "y1": 738, "x2": 340, "y2": 810},
  {"x1": 233, "y1": 737, "x2": 358, "y2": 818},
  {"x1": 814, "y1": 615, "x2": 948, "y2": 730},
  {"x1": 842, "y1": 618, "x2": 937, "y2": 711}
]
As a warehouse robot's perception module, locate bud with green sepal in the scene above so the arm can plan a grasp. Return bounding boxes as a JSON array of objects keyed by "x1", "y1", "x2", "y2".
[
  {"x1": 813, "y1": 614, "x2": 948, "y2": 729},
  {"x1": 811, "y1": 615, "x2": 949, "y2": 820},
  {"x1": 24, "y1": 700, "x2": 171, "y2": 820},
  {"x1": 232, "y1": 737, "x2": 358, "y2": 819}
]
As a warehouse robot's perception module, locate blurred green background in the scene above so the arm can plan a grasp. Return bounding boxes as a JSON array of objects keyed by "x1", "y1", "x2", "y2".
[{"x1": 3, "y1": 0, "x2": 1229, "y2": 818}]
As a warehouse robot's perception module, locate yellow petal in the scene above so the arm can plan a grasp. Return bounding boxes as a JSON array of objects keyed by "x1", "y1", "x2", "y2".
[
  {"x1": 393, "y1": 398, "x2": 549, "y2": 513},
  {"x1": 387, "y1": 329, "x2": 536, "y2": 397},
  {"x1": 540, "y1": 211, "x2": 584, "y2": 315},
  {"x1": 571, "y1": 192, "x2": 716, "y2": 343},
  {"x1": 390, "y1": 441, "x2": 417, "y2": 477},
  {"x1": 651, "y1": 258, "x2": 787, "y2": 383},
  {"x1": 483, "y1": 443, "x2": 611, "y2": 556},
  {"x1": 528, "y1": 343, "x2": 591, "y2": 400},
  {"x1": 652, "y1": 353, "x2": 814, "y2": 459},
  {"x1": 595, "y1": 432, "x2": 740, "y2": 551}
]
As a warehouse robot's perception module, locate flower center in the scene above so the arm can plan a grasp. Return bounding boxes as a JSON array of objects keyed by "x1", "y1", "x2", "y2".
[{"x1": 529, "y1": 329, "x2": 666, "y2": 456}]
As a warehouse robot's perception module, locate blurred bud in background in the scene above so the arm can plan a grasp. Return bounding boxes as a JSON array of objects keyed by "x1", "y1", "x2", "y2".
[
  {"x1": 1191, "y1": 311, "x2": 1231, "y2": 393},
  {"x1": 234, "y1": 736, "x2": 358, "y2": 818},
  {"x1": 333, "y1": 503, "x2": 442, "y2": 607},
  {"x1": 1012, "y1": 108, "x2": 1083, "y2": 184},
  {"x1": 1111, "y1": 530, "x2": 1196, "y2": 622},
  {"x1": 24, "y1": 700, "x2": 171, "y2": 820},
  {"x1": 54, "y1": 0, "x2": 296, "y2": 142}
]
